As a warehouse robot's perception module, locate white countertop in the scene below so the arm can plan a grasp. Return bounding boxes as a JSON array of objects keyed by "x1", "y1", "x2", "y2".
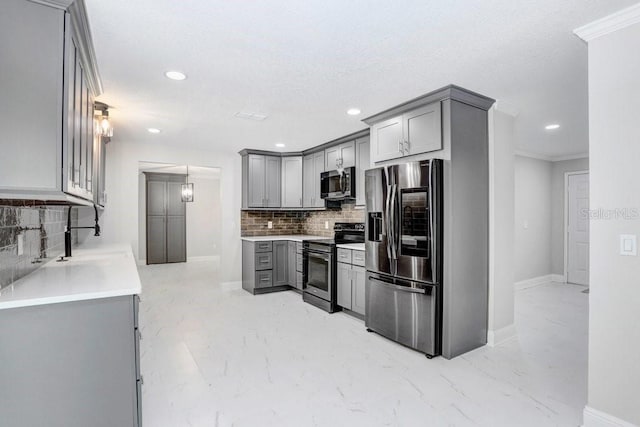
[
  {"x1": 336, "y1": 243, "x2": 365, "y2": 251},
  {"x1": 0, "y1": 242, "x2": 141, "y2": 310},
  {"x1": 241, "y1": 235, "x2": 328, "y2": 242}
]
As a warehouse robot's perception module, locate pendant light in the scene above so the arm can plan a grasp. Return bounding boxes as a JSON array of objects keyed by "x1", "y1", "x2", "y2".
[
  {"x1": 94, "y1": 102, "x2": 113, "y2": 142},
  {"x1": 182, "y1": 165, "x2": 194, "y2": 202}
]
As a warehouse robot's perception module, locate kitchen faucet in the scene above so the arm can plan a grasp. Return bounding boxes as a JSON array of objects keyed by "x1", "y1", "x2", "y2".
[{"x1": 61, "y1": 204, "x2": 101, "y2": 259}]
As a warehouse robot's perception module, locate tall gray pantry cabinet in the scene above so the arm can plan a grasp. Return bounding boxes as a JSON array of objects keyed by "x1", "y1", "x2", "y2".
[
  {"x1": 145, "y1": 173, "x2": 188, "y2": 265},
  {"x1": 0, "y1": 295, "x2": 143, "y2": 427},
  {"x1": 0, "y1": 0, "x2": 107, "y2": 207}
]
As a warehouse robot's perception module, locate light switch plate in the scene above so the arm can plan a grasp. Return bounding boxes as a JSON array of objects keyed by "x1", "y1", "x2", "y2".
[
  {"x1": 17, "y1": 234, "x2": 24, "y2": 256},
  {"x1": 267, "y1": 221, "x2": 273, "y2": 229},
  {"x1": 324, "y1": 221, "x2": 329, "y2": 229},
  {"x1": 620, "y1": 234, "x2": 637, "y2": 256}
]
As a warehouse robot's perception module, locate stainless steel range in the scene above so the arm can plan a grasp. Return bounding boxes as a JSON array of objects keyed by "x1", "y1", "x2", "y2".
[{"x1": 303, "y1": 223, "x2": 364, "y2": 313}]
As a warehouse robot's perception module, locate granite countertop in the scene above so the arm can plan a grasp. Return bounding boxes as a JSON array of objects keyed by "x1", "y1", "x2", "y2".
[
  {"x1": 0, "y1": 242, "x2": 141, "y2": 310},
  {"x1": 336, "y1": 243, "x2": 365, "y2": 251},
  {"x1": 241, "y1": 235, "x2": 328, "y2": 242}
]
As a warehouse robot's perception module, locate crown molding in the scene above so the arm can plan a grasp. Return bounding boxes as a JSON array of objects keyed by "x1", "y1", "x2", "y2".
[
  {"x1": 574, "y1": 3, "x2": 640, "y2": 42},
  {"x1": 27, "y1": 0, "x2": 74, "y2": 10},
  {"x1": 515, "y1": 150, "x2": 589, "y2": 162}
]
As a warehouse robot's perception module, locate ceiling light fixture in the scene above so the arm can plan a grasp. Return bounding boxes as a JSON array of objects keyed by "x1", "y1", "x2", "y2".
[
  {"x1": 94, "y1": 102, "x2": 113, "y2": 142},
  {"x1": 147, "y1": 128, "x2": 161, "y2": 134},
  {"x1": 181, "y1": 165, "x2": 194, "y2": 202},
  {"x1": 347, "y1": 108, "x2": 361, "y2": 116},
  {"x1": 165, "y1": 71, "x2": 187, "y2": 81},
  {"x1": 275, "y1": 143, "x2": 285, "y2": 148},
  {"x1": 545, "y1": 124, "x2": 560, "y2": 130}
]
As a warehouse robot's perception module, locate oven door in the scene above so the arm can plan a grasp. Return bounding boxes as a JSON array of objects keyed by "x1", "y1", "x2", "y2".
[{"x1": 304, "y1": 249, "x2": 332, "y2": 301}]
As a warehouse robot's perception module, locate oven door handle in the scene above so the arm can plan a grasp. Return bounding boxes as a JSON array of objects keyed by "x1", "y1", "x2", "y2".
[{"x1": 307, "y1": 253, "x2": 331, "y2": 262}]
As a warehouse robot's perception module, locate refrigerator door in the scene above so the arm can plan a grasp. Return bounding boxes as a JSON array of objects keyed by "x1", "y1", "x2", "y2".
[
  {"x1": 365, "y1": 271, "x2": 440, "y2": 356},
  {"x1": 365, "y1": 166, "x2": 396, "y2": 276},
  {"x1": 393, "y1": 160, "x2": 442, "y2": 284}
]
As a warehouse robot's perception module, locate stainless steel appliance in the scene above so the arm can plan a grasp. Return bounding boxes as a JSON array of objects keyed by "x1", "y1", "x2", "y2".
[
  {"x1": 365, "y1": 160, "x2": 443, "y2": 358},
  {"x1": 303, "y1": 222, "x2": 365, "y2": 313},
  {"x1": 321, "y1": 167, "x2": 356, "y2": 200}
]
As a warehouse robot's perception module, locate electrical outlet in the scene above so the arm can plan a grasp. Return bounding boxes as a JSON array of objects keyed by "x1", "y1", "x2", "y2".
[
  {"x1": 267, "y1": 221, "x2": 273, "y2": 229},
  {"x1": 17, "y1": 234, "x2": 24, "y2": 256},
  {"x1": 325, "y1": 221, "x2": 329, "y2": 229},
  {"x1": 620, "y1": 234, "x2": 637, "y2": 256}
]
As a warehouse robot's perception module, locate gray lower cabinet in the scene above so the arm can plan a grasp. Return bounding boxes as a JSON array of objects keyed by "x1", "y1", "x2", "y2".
[
  {"x1": 303, "y1": 151, "x2": 325, "y2": 208},
  {"x1": 336, "y1": 249, "x2": 366, "y2": 316},
  {"x1": 0, "y1": 295, "x2": 142, "y2": 427},
  {"x1": 288, "y1": 242, "x2": 298, "y2": 289},
  {"x1": 272, "y1": 241, "x2": 289, "y2": 286}
]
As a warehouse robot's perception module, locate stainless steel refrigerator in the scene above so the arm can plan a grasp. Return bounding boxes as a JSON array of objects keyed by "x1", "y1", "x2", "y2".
[{"x1": 364, "y1": 160, "x2": 443, "y2": 358}]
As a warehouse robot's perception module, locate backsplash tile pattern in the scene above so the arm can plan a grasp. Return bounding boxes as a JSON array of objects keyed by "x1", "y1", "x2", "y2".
[
  {"x1": 0, "y1": 204, "x2": 68, "y2": 289},
  {"x1": 241, "y1": 202, "x2": 365, "y2": 238}
]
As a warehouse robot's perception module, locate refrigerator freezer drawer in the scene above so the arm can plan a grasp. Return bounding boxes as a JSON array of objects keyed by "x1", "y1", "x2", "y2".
[{"x1": 365, "y1": 272, "x2": 439, "y2": 356}]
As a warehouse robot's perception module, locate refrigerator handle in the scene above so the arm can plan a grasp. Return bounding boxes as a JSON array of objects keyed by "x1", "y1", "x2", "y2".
[
  {"x1": 385, "y1": 184, "x2": 392, "y2": 261},
  {"x1": 390, "y1": 184, "x2": 398, "y2": 260},
  {"x1": 429, "y1": 161, "x2": 438, "y2": 284}
]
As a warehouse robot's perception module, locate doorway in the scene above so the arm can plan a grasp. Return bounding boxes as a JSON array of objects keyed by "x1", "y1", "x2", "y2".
[{"x1": 565, "y1": 171, "x2": 589, "y2": 285}]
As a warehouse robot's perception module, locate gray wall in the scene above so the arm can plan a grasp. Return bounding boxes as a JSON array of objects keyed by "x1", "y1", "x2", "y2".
[
  {"x1": 514, "y1": 156, "x2": 552, "y2": 282},
  {"x1": 550, "y1": 158, "x2": 589, "y2": 275},
  {"x1": 583, "y1": 21, "x2": 640, "y2": 426}
]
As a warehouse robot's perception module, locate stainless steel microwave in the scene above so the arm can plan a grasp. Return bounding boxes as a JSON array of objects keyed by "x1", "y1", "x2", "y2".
[{"x1": 320, "y1": 167, "x2": 356, "y2": 200}]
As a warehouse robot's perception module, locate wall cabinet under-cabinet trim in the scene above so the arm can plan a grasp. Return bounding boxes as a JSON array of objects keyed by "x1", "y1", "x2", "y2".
[{"x1": 0, "y1": 0, "x2": 104, "y2": 205}]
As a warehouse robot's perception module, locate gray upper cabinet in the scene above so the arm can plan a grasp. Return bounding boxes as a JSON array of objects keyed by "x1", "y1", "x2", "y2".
[
  {"x1": 369, "y1": 101, "x2": 442, "y2": 163},
  {"x1": 281, "y1": 156, "x2": 303, "y2": 208},
  {"x1": 325, "y1": 141, "x2": 355, "y2": 170},
  {"x1": 242, "y1": 153, "x2": 281, "y2": 208},
  {"x1": 303, "y1": 151, "x2": 325, "y2": 208},
  {"x1": 355, "y1": 136, "x2": 370, "y2": 206},
  {"x1": 0, "y1": 0, "x2": 103, "y2": 204}
]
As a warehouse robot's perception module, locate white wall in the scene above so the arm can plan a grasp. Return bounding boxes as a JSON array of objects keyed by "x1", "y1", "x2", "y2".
[
  {"x1": 583, "y1": 20, "x2": 640, "y2": 426},
  {"x1": 550, "y1": 158, "x2": 589, "y2": 276},
  {"x1": 514, "y1": 155, "x2": 552, "y2": 282},
  {"x1": 487, "y1": 108, "x2": 515, "y2": 344},
  {"x1": 103, "y1": 140, "x2": 241, "y2": 284}
]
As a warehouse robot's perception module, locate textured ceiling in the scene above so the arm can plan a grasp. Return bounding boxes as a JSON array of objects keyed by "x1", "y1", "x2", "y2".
[{"x1": 86, "y1": 0, "x2": 636, "y2": 158}]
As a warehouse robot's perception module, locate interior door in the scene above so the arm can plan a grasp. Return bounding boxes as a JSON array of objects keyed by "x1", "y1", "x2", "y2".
[{"x1": 567, "y1": 173, "x2": 589, "y2": 285}]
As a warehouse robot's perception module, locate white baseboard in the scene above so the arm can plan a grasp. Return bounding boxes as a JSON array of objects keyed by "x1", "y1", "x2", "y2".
[
  {"x1": 551, "y1": 274, "x2": 566, "y2": 283},
  {"x1": 220, "y1": 280, "x2": 242, "y2": 291},
  {"x1": 583, "y1": 406, "x2": 637, "y2": 427},
  {"x1": 487, "y1": 323, "x2": 517, "y2": 347},
  {"x1": 515, "y1": 275, "x2": 553, "y2": 290}
]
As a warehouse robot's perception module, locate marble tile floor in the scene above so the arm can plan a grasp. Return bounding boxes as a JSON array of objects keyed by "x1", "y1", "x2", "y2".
[{"x1": 137, "y1": 261, "x2": 588, "y2": 427}]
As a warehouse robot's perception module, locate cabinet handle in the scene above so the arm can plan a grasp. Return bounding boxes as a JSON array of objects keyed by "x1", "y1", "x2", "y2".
[
  {"x1": 398, "y1": 140, "x2": 403, "y2": 154},
  {"x1": 404, "y1": 140, "x2": 410, "y2": 154},
  {"x1": 260, "y1": 278, "x2": 270, "y2": 282}
]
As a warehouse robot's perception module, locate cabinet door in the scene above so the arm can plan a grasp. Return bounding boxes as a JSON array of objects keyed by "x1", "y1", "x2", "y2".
[
  {"x1": 147, "y1": 181, "x2": 166, "y2": 216},
  {"x1": 355, "y1": 136, "x2": 370, "y2": 206},
  {"x1": 337, "y1": 262, "x2": 352, "y2": 309},
  {"x1": 288, "y1": 242, "x2": 297, "y2": 288},
  {"x1": 166, "y1": 215, "x2": 186, "y2": 263},
  {"x1": 313, "y1": 151, "x2": 325, "y2": 208},
  {"x1": 247, "y1": 154, "x2": 266, "y2": 207},
  {"x1": 403, "y1": 102, "x2": 442, "y2": 156},
  {"x1": 351, "y1": 266, "x2": 366, "y2": 315},
  {"x1": 302, "y1": 154, "x2": 315, "y2": 208},
  {"x1": 371, "y1": 116, "x2": 403, "y2": 163},
  {"x1": 325, "y1": 146, "x2": 341, "y2": 170},
  {"x1": 339, "y1": 141, "x2": 356, "y2": 168},
  {"x1": 265, "y1": 156, "x2": 281, "y2": 208},
  {"x1": 281, "y1": 157, "x2": 302, "y2": 208},
  {"x1": 72, "y1": 51, "x2": 83, "y2": 189},
  {"x1": 147, "y1": 216, "x2": 166, "y2": 264},
  {"x1": 273, "y1": 241, "x2": 288, "y2": 286},
  {"x1": 167, "y1": 181, "x2": 185, "y2": 216}
]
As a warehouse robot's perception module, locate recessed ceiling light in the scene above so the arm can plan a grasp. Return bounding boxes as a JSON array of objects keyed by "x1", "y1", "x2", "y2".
[
  {"x1": 165, "y1": 71, "x2": 187, "y2": 81},
  {"x1": 545, "y1": 124, "x2": 560, "y2": 130},
  {"x1": 147, "y1": 128, "x2": 161, "y2": 134},
  {"x1": 347, "y1": 108, "x2": 361, "y2": 116},
  {"x1": 275, "y1": 143, "x2": 285, "y2": 148}
]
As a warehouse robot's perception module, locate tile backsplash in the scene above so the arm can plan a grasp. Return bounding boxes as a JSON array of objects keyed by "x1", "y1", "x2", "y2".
[
  {"x1": 0, "y1": 203, "x2": 69, "y2": 289},
  {"x1": 241, "y1": 202, "x2": 365, "y2": 237}
]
